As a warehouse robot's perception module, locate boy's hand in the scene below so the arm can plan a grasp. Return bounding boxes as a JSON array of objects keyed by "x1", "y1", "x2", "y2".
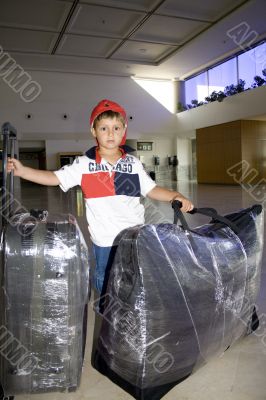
[
  {"x1": 7, "y1": 158, "x2": 25, "y2": 177},
  {"x1": 173, "y1": 196, "x2": 194, "y2": 213}
]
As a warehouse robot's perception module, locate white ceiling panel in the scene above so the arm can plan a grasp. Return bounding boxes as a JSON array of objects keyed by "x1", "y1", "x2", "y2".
[
  {"x1": 79, "y1": 0, "x2": 159, "y2": 12},
  {"x1": 6, "y1": 52, "x2": 147, "y2": 78},
  {"x1": 111, "y1": 41, "x2": 176, "y2": 63},
  {"x1": 0, "y1": 28, "x2": 57, "y2": 53},
  {"x1": 0, "y1": 0, "x2": 71, "y2": 31},
  {"x1": 132, "y1": 15, "x2": 210, "y2": 45},
  {"x1": 67, "y1": 4, "x2": 144, "y2": 37},
  {"x1": 57, "y1": 34, "x2": 119, "y2": 57},
  {"x1": 156, "y1": 0, "x2": 246, "y2": 21}
]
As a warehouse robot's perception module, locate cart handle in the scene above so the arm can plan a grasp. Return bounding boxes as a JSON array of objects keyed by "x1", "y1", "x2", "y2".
[
  {"x1": 1, "y1": 122, "x2": 17, "y2": 226},
  {"x1": 172, "y1": 200, "x2": 240, "y2": 234}
]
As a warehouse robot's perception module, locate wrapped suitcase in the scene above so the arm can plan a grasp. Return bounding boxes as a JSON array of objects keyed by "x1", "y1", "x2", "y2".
[
  {"x1": 0, "y1": 123, "x2": 90, "y2": 397},
  {"x1": 93, "y1": 201, "x2": 264, "y2": 400}
]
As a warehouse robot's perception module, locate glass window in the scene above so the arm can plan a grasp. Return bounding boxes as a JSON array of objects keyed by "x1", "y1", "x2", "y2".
[
  {"x1": 238, "y1": 47, "x2": 257, "y2": 88},
  {"x1": 254, "y1": 42, "x2": 266, "y2": 75},
  {"x1": 238, "y1": 43, "x2": 266, "y2": 88},
  {"x1": 208, "y1": 58, "x2": 237, "y2": 93},
  {"x1": 185, "y1": 72, "x2": 208, "y2": 105},
  {"x1": 184, "y1": 41, "x2": 265, "y2": 107}
]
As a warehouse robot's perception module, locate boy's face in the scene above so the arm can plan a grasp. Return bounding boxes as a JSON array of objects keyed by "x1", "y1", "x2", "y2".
[{"x1": 92, "y1": 117, "x2": 126, "y2": 150}]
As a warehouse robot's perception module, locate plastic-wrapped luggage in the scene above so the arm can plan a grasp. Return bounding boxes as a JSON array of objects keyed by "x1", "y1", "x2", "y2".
[
  {"x1": 0, "y1": 212, "x2": 90, "y2": 396},
  {"x1": 0, "y1": 123, "x2": 90, "y2": 397},
  {"x1": 93, "y1": 203, "x2": 264, "y2": 400}
]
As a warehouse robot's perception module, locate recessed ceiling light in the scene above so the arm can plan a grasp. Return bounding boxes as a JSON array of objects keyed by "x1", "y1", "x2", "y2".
[{"x1": 139, "y1": 48, "x2": 147, "y2": 53}]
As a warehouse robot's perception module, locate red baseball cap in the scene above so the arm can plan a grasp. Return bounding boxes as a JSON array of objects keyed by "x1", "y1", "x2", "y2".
[{"x1": 90, "y1": 99, "x2": 127, "y2": 145}]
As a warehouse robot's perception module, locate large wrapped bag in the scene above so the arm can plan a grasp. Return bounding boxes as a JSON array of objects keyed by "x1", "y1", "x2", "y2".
[
  {"x1": 93, "y1": 203, "x2": 263, "y2": 400},
  {"x1": 0, "y1": 211, "x2": 90, "y2": 396}
]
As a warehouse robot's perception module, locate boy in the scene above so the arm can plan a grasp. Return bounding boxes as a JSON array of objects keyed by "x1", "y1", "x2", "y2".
[{"x1": 8, "y1": 99, "x2": 193, "y2": 293}]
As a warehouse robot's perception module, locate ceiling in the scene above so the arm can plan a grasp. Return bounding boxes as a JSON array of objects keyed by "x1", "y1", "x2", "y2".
[{"x1": 0, "y1": 0, "x2": 265, "y2": 79}]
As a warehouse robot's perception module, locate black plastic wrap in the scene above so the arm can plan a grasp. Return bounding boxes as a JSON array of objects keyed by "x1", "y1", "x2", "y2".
[
  {"x1": 0, "y1": 212, "x2": 90, "y2": 396},
  {"x1": 93, "y1": 205, "x2": 263, "y2": 400}
]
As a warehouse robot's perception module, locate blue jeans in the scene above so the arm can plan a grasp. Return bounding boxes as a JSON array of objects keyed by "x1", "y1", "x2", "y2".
[{"x1": 92, "y1": 244, "x2": 117, "y2": 294}]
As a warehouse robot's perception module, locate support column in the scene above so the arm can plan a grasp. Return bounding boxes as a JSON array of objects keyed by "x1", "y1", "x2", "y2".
[
  {"x1": 173, "y1": 79, "x2": 186, "y2": 113},
  {"x1": 176, "y1": 138, "x2": 192, "y2": 181}
]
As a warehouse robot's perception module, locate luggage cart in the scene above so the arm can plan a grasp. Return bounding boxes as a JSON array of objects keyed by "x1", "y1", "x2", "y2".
[{"x1": 0, "y1": 123, "x2": 90, "y2": 398}]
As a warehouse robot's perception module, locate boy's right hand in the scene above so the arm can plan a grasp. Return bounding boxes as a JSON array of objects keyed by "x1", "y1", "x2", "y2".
[{"x1": 7, "y1": 158, "x2": 25, "y2": 177}]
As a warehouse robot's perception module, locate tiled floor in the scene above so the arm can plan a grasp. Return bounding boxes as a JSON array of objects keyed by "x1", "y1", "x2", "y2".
[{"x1": 7, "y1": 180, "x2": 266, "y2": 399}]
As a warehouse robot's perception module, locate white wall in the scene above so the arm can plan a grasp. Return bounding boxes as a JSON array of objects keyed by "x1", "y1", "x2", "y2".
[
  {"x1": 137, "y1": 138, "x2": 176, "y2": 168},
  {"x1": 0, "y1": 71, "x2": 178, "y2": 140},
  {"x1": 19, "y1": 140, "x2": 45, "y2": 148},
  {"x1": 0, "y1": 70, "x2": 181, "y2": 171}
]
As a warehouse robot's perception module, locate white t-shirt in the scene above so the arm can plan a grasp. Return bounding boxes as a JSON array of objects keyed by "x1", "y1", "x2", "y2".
[{"x1": 54, "y1": 147, "x2": 156, "y2": 247}]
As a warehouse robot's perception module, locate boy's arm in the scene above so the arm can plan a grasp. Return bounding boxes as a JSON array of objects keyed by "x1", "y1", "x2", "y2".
[
  {"x1": 7, "y1": 158, "x2": 60, "y2": 186},
  {"x1": 147, "y1": 185, "x2": 194, "y2": 212}
]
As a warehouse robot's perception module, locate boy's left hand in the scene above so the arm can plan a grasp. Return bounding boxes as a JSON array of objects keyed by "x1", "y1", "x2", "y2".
[{"x1": 173, "y1": 196, "x2": 194, "y2": 213}]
